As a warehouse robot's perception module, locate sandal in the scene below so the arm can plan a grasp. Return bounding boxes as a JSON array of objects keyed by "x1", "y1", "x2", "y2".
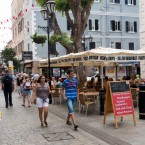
[
  {"x1": 66, "y1": 120, "x2": 72, "y2": 126},
  {"x1": 74, "y1": 124, "x2": 78, "y2": 131},
  {"x1": 41, "y1": 122, "x2": 44, "y2": 127},
  {"x1": 22, "y1": 104, "x2": 25, "y2": 106},
  {"x1": 44, "y1": 121, "x2": 48, "y2": 126}
]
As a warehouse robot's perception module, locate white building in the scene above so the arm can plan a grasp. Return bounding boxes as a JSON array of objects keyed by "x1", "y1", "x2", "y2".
[{"x1": 139, "y1": 0, "x2": 145, "y2": 79}]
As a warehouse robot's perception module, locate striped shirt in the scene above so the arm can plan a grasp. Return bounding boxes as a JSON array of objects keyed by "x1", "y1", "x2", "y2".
[{"x1": 62, "y1": 78, "x2": 78, "y2": 99}]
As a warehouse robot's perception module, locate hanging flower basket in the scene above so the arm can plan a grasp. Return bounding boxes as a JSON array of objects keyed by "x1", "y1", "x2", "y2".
[{"x1": 31, "y1": 32, "x2": 47, "y2": 46}]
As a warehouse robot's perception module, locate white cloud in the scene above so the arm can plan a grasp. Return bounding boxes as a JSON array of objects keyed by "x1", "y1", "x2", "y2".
[{"x1": 0, "y1": 0, "x2": 13, "y2": 51}]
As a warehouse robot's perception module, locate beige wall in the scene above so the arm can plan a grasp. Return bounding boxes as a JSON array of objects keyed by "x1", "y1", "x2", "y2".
[
  {"x1": 6, "y1": 40, "x2": 13, "y2": 49},
  {"x1": 11, "y1": 0, "x2": 24, "y2": 60}
]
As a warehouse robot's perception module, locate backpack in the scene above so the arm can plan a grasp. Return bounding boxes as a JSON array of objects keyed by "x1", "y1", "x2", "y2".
[
  {"x1": 24, "y1": 82, "x2": 31, "y2": 90},
  {"x1": 3, "y1": 75, "x2": 12, "y2": 86}
]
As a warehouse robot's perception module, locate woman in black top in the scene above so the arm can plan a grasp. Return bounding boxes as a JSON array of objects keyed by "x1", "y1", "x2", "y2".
[{"x1": 17, "y1": 73, "x2": 23, "y2": 98}]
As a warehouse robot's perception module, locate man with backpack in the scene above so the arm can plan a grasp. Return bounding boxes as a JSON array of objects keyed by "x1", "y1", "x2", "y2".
[{"x1": 2, "y1": 69, "x2": 14, "y2": 108}]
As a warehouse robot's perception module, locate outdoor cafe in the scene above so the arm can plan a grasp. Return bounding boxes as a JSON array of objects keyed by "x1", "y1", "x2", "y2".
[{"x1": 48, "y1": 47, "x2": 145, "y2": 120}]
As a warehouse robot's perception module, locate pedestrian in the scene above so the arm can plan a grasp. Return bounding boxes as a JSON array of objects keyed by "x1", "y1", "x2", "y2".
[
  {"x1": 16, "y1": 73, "x2": 23, "y2": 98},
  {"x1": 51, "y1": 77, "x2": 57, "y2": 88},
  {"x1": 57, "y1": 78, "x2": 62, "y2": 88},
  {"x1": 21, "y1": 74, "x2": 31, "y2": 107},
  {"x1": 62, "y1": 69, "x2": 79, "y2": 130},
  {"x1": 1, "y1": 69, "x2": 14, "y2": 108},
  {"x1": 31, "y1": 75, "x2": 54, "y2": 127}
]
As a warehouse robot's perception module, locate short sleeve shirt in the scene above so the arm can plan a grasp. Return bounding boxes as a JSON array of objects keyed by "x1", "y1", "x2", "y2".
[{"x1": 62, "y1": 78, "x2": 78, "y2": 99}]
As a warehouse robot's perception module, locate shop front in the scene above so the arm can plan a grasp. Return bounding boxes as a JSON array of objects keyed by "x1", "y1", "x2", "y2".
[{"x1": 39, "y1": 60, "x2": 71, "y2": 78}]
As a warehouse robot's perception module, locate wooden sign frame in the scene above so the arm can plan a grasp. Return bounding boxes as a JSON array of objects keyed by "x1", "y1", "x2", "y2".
[{"x1": 104, "y1": 81, "x2": 136, "y2": 129}]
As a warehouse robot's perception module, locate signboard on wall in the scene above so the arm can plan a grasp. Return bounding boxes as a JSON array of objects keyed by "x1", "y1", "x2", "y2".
[
  {"x1": 22, "y1": 51, "x2": 33, "y2": 60},
  {"x1": 53, "y1": 68, "x2": 60, "y2": 77}
]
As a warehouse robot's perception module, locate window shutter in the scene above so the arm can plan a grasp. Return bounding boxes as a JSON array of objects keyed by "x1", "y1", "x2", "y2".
[
  {"x1": 89, "y1": 42, "x2": 95, "y2": 50},
  {"x1": 111, "y1": 20, "x2": 115, "y2": 31},
  {"x1": 125, "y1": 0, "x2": 128, "y2": 5},
  {"x1": 67, "y1": 21, "x2": 70, "y2": 31},
  {"x1": 115, "y1": 0, "x2": 120, "y2": 3},
  {"x1": 89, "y1": 19, "x2": 92, "y2": 30},
  {"x1": 129, "y1": 43, "x2": 134, "y2": 50},
  {"x1": 126, "y1": 21, "x2": 129, "y2": 32},
  {"x1": 134, "y1": 22, "x2": 137, "y2": 32},
  {"x1": 115, "y1": 42, "x2": 121, "y2": 49},
  {"x1": 118, "y1": 21, "x2": 121, "y2": 31},
  {"x1": 133, "y1": 0, "x2": 136, "y2": 5},
  {"x1": 95, "y1": 19, "x2": 99, "y2": 30}
]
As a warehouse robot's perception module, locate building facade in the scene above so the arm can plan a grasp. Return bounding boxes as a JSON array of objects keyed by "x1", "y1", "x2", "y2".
[
  {"x1": 23, "y1": 0, "x2": 66, "y2": 75},
  {"x1": 11, "y1": 0, "x2": 24, "y2": 60},
  {"x1": 85, "y1": 0, "x2": 140, "y2": 51},
  {"x1": 139, "y1": 0, "x2": 145, "y2": 79}
]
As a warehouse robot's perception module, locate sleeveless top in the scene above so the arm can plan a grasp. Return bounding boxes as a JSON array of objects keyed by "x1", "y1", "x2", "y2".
[{"x1": 37, "y1": 83, "x2": 49, "y2": 99}]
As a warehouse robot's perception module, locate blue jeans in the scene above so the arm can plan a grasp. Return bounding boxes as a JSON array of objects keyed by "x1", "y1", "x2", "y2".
[{"x1": 67, "y1": 98, "x2": 77, "y2": 114}]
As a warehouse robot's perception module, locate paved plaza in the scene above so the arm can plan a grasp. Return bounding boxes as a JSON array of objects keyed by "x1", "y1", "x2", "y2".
[
  {"x1": 0, "y1": 91, "x2": 108, "y2": 145},
  {"x1": 0, "y1": 90, "x2": 145, "y2": 145}
]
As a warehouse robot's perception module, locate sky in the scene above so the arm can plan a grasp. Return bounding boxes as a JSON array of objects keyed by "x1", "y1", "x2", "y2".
[{"x1": 0, "y1": 0, "x2": 13, "y2": 51}]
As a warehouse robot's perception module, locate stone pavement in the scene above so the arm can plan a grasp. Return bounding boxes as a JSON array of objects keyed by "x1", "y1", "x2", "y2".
[
  {"x1": 0, "y1": 91, "x2": 108, "y2": 145},
  {"x1": 50, "y1": 98, "x2": 145, "y2": 145}
]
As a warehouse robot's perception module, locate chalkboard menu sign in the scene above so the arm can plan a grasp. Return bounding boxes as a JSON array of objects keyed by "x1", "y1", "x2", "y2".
[
  {"x1": 104, "y1": 81, "x2": 136, "y2": 129},
  {"x1": 110, "y1": 81, "x2": 129, "y2": 93}
]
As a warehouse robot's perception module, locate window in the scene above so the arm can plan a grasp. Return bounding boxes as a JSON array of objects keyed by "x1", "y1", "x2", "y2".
[
  {"x1": 129, "y1": 43, "x2": 134, "y2": 50},
  {"x1": 126, "y1": 21, "x2": 137, "y2": 33},
  {"x1": 89, "y1": 19, "x2": 99, "y2": 31},
  {"x1": 115, "y1": 42, "x2": 121, "y2": 49},
  {"x1": 89, "y1": 42, "x2": 96, "y2": 50},
  {"x1": 110, "y1": 0, "x2": 120, "y2": 4},
  {"x1": 94, "y1": 0, "x2": 99, "y2": 2},
  {"x1": 125, "y1": 0, "x2": 136, "y2": 5},
  {"x1": 110, "y1": 42, "x2": 115, "y2": 48},
  {"x1": 110, "y1": 20, "x2": 121, "y2": 31},
  {"x1": 96, "y1": 42, "x2": 100, "y2": 47}
]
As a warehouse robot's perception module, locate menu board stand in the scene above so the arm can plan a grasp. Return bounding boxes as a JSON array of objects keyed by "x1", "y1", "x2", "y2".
[{"x1": 104, "y1": 81, "x2": 136, "y2": 129}]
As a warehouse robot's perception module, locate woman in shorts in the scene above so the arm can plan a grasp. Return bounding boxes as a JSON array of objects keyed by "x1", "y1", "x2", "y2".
[{"x1": 31, "y1": 75, "x2": 54, "y2": 127}]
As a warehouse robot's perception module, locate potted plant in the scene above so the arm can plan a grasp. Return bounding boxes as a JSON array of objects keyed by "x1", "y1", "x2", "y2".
[{"x1": 31, "y1": 32, "x2": 47, "y2": 46}]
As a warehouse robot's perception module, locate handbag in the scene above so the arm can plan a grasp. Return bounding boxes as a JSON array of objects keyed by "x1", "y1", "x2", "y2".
[{"x1": 48, "y1": 94, "x2": 52, "y2": 104}]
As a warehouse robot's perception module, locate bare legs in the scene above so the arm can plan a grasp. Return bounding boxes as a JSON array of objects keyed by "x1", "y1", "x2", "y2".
[
  {"x1": 66, "y1": 113, "x2": 76, "y2": 125},
  {"x1": 38, "y1": 107, "x2": 48, "y2": 127},
  {"x1": 22, "y1": 95, "x2": 31, "y2": 107}
]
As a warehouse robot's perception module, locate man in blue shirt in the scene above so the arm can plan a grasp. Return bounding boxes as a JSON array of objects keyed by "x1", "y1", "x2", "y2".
[{"x1": 62, "y1": 69, "x2": 79, "y2": 130}]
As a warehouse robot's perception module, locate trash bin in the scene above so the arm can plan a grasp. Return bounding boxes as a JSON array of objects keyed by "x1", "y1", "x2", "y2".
[
  {"x1": 139, "y1": 84, "x2": 145, "y2": 119},
  {"x1": 99, "y1": 88, "x2": 105, "y2": 115}
]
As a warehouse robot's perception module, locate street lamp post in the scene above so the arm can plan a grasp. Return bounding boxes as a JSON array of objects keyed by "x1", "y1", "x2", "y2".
[{"x1": 40, "y1": 0, "x2": 56, "y2": 81}]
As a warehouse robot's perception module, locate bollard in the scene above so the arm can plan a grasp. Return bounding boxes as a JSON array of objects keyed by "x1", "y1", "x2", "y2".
[
  {"x1": 99, "y1": 88, "x2": 105, "y2": 115},
  {"x1": 139, "y1": 84, "x2": 145, "y2": 119}
]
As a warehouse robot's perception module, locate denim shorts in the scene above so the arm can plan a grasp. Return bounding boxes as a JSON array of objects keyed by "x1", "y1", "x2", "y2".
[
  {"x1": 66, "y1": 98, "x2": 77, "y2": 114},
  {"x1": 22, "y1": 89, "x2": 31, "y2": 96}
]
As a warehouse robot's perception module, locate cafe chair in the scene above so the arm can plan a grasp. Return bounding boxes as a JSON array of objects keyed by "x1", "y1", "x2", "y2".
[
  {"x1": 131, "y1": 88, "x2": 138, "y2": 108},
  {"x1": 87, "y1": 88, "x2": 96, "y2": 92},
  {"x1": 78, "y1": 94, "x2": 95, "y2": 116},
  {"x1": 51, "y1": 88, "x2": 62, "y2": 105}
]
